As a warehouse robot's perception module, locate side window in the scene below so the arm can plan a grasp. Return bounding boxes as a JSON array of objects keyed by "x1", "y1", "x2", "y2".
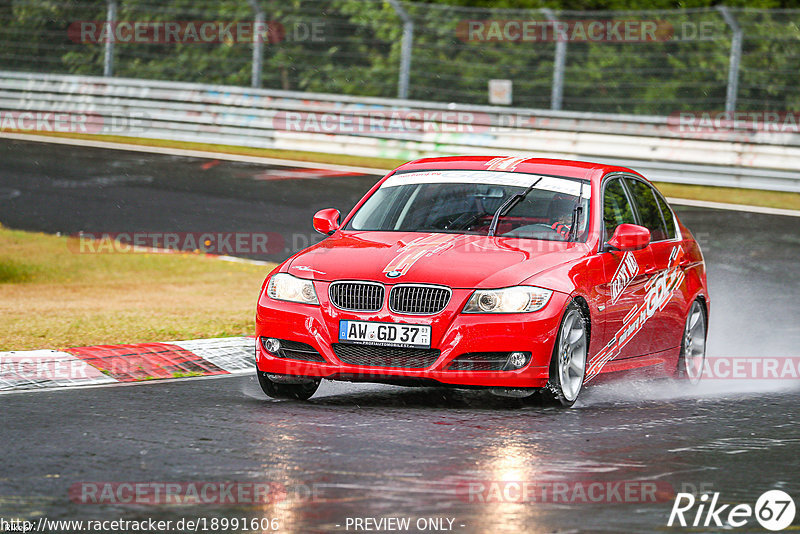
[
  {"x1": 602, "y1": 178, "x2": 636, "y2": 240},
  {"x1": 625, "y1": 178, "x2": 668, "y2": 241},
  {"x1": 654, "y1": 193, "x2": 677, "y2": 239}
]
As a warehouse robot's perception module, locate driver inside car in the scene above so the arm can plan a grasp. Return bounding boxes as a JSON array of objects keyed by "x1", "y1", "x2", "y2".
[{"x1": 548, "y1": 195, "x2": 578, "y2": 239}]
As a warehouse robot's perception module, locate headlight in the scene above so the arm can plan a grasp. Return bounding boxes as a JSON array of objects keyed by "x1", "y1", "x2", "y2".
[
  {"x1": 266, "y1": 273, "x2": 319, "y2": 305},
  {"x1": 463, "y1": 286, "x2": 552, "y2": 313}
]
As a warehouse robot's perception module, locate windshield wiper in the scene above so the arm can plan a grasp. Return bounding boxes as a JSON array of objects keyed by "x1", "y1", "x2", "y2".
[
  {"x1": 487, "y1": 178, "x2": 542, "y2": 237},
  {"x1": 567, "y1": 183, "x2": 585, "y2": 242},
  {"x1": 444, "y1": 211, "x2": 488, "y2": 231}
]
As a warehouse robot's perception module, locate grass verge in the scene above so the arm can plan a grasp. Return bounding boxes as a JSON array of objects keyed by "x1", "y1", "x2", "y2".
[
  {"x1": 9, "y1": 131, "x2": 800, "y2": 210},
  {"x1": 654, "y1": 182, "x2": 800, "y2": 211},
  {"x1": 0, "y1": 225, "x2": 275, "y2": 351}
]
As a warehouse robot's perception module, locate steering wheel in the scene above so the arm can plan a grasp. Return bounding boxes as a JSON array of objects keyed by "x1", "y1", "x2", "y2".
[
  {"x1": 529, "y1": 223, "x2": 562, "y2": 234},
  {"x1": 501, "y1": 223, "x2": 567, "y2": 239}
]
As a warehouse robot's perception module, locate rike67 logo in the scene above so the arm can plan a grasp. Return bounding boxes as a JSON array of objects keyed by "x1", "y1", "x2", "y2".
[{"x1": 668, "y1": 490, "x2": 796, "y2": 531}]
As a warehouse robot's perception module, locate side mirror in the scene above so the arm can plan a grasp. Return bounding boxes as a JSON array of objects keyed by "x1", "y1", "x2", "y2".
[
  {"x1": 313, "y1": 208, "x2": 341, "y2": 236},
  {"x1": 606, "y1": 223, "x2": 650, "y2": 251}
]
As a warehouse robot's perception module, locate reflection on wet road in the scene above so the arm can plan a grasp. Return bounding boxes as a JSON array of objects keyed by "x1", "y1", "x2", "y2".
[{"x1": 3, "y1": 376, "x2": 798, "y2": 533}]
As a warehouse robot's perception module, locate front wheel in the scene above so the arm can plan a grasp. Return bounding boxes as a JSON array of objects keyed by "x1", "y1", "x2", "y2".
[
  {"x1": 678, "y1": 300, "x2": 706, "y2": 384},
  {"x1": 541, "y1": 301, "x2": 588, "y2": 408},
  {"x1": 257, "y1": 371, "x2": 320, "y2": 400}
]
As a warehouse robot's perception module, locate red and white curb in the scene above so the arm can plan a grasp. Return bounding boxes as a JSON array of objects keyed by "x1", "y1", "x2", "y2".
[{"x1": 0, "y1": 337, "x2": 255, "y2": 393}]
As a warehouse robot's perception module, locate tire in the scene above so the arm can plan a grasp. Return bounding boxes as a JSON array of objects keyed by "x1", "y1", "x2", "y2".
[
  {"x1": 541, "y1": 301, "x2": 588, "y2": 408},
  {"x1": 678, "y1": 300, "x2": 707, "y2": 384},
  {"x1": 257, "y1": 371, "x2": 320, "y2": 400}
]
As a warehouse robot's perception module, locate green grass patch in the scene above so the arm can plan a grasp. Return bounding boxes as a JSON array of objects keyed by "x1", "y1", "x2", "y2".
[
  {"x1": 0, "y1": 225, "x2": 276, "y2": 351},
  {"x1": 654, "y1": 182, "x2": 800, "y2": 211},
  {"x1": 0, "y1": 257, "x2": 41, "y2": 283},
  {"x1": 172, "y1": 371, "x2": 205, "y2": 378}
]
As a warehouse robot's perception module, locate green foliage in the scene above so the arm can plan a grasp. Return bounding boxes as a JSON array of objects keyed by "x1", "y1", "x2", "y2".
[{"x1": 1, "y1": 0, "x2": 800, "y2": 113}]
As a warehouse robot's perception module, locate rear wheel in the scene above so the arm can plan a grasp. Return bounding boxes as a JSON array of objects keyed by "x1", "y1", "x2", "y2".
[
  {"x1": 257, "y1": 371, "x2": 320, "y2": 400},
  {"x1": 541, "y1": 301, "x2": 587, "y2": 407},
  {"x1": 678, "y1": 300, "x2": 706, "y2": 384}
]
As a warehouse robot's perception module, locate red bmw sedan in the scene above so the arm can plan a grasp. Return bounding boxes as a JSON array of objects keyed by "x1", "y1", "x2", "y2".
[{"x1": 255, "y1": 156, "x2": 709, "y2": 406}]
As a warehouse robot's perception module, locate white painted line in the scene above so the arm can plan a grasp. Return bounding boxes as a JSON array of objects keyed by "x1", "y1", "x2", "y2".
[
  {"x1": 0, "y1": 132, "x2": 389, "y2": 175},
  {"x1": 667, "y1": 197, "x2": 800, "y2": 218},
  {"x1": 216, "y1": 255, "x2": 273, "y2": 267}
]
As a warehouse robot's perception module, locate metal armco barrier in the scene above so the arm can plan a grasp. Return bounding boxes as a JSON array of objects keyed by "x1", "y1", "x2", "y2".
[{"x1": 1, "y1": 71, "x2": 799, "y2": 193}]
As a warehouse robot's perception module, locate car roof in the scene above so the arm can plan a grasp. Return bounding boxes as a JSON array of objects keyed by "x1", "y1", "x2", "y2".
[{"x1": 393, "y1": 156, "x2": 644, "y2": 182}]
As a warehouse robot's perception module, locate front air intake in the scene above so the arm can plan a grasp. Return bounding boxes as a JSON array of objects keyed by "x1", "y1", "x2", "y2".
[{"x1": 332, "y1": 344, "x2": 440, "y2": 369}]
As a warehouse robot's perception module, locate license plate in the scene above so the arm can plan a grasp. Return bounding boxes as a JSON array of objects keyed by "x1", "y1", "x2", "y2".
[{"x1": 338, "y1": 320, "x2": 431, "y2": 349}]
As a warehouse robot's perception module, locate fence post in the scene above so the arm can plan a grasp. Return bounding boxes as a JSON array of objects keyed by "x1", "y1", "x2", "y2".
[
  {"x1": 103, "y1": 0, "x2": 117, "y2": 77},
  {"x1": 542, "y1": 9, "x2": 566, "y2": 111},
  {"x1": 717, "y1": 6, "x2": 742, "y2": 114},
  {"x1": 249, "y1": 0, "x2": 265, "y2": 89},
  {"x1": 387, "y1": 0, "x2": 413, "y2": 100}
]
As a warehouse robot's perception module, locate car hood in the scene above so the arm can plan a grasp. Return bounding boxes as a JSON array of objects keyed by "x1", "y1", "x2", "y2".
[{"x1": 287, "y1": 231, "x2": 588, "y2": 289}]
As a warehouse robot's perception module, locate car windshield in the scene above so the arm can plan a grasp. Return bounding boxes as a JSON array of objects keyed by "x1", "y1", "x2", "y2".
[{"x1": 347, "y1": 170, "x2": 591, "y2": 242}]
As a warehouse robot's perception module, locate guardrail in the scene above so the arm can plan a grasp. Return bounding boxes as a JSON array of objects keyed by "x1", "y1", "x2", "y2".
[{"x1": 1, "y1": 71, "x2": 799, "y2": 193}]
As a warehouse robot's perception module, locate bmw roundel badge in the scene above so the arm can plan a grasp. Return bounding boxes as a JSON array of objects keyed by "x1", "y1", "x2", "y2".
[{"x1": 386, "y1": 270, "x2": 402, "y2": 278}]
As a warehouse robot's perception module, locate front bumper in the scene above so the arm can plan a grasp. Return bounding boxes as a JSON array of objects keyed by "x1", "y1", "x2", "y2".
[{"x1": 255, "y1": 282, "x2": 569, "y2": 389}]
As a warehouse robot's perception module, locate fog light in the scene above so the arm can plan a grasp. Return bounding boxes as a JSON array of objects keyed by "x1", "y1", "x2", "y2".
[
  {"x1": 505, "y1": 351, "x2": 530, "y2": 370},
  {"x1": 262, "y1": 337, "x2": 281, "y2": 355}
]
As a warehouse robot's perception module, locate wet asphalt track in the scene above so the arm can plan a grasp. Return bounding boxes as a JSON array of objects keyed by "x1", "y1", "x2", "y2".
[{"x1": 1, "y1": 138, "x2": 799, "y2": 533}]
